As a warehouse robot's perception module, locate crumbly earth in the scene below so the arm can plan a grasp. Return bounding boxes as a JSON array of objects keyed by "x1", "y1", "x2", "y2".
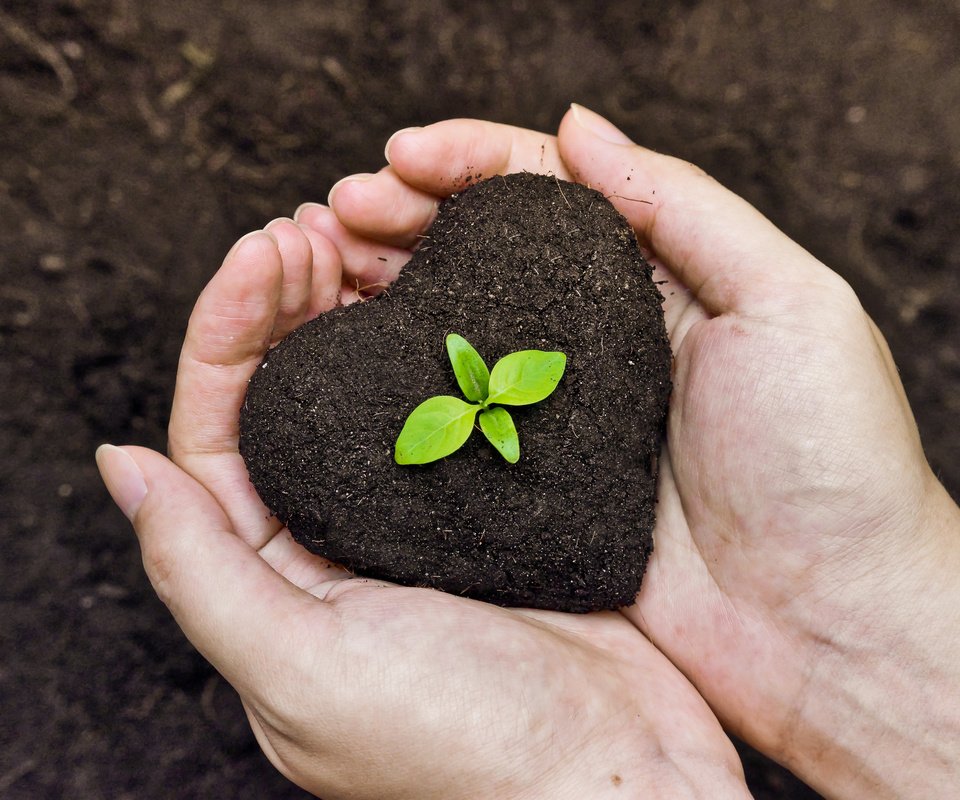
[
  {"x1": 240, "y1": 173, "x2": 672, "y2": 611},
  {"x1": 10, "y1": 3, "x2": 958, "y2": 796}
]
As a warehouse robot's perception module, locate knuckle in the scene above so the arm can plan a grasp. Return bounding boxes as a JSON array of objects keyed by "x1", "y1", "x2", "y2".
[
  {"x1": 142, "y1": 544, "x2": 178, "y2": 609},
  {"x1": 660, "y1": 151, "x2": 712, "y2": 181},
  {"x1": 682, "y1": 159, "x2": 711, "y2": 179}
]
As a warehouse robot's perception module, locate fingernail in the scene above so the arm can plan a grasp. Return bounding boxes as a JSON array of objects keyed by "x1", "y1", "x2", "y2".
[
  {"x1": 264, "y1": 216, "x2": 295, "y2": 231},
  {"x1": 224, "y1": 229, "x2": 276, "y2": 263},
  {"x1": 293, "y1": 202, "x2": 323, "y2": 222},
  {"x1": 570, "y1": 103, "x2": 634, "y2": 146},
  {"x1": 327, "y1": 173, "x2": 374, "y2": 207},
  {"x1": 96, "y1": 444, "x2": 147, "y2": 521},
  {"x1": 384, "y1": 126, "x2": 423, "y2": 164}
]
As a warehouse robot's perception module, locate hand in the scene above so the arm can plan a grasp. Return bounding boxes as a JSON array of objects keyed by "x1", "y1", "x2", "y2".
[
  {"x1": 96, "y1": 214, "x2": 751, "y2": 796},
  {"x1": 324, "y1": 105, "x2": 960, "y2": 799}
]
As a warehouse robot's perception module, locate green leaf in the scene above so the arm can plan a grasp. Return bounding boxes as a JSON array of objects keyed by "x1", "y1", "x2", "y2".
[
  {"x1": 479, "y1": 407, "x2": 519, "y2": 463},
  {"x1": 486, "y1": 350, "x2": 567, "y2": 406},
  {"x1": 445, "y1": 333, "x2": 490, "y2": 403},
  {"x1": 395, "y1": 396, "x2": 480, "y2": 464}
]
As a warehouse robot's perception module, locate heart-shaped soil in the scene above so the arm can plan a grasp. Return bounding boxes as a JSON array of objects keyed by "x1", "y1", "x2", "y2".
[{"x1": 239, "y1": 173, "x2": 671, "y2": 612}]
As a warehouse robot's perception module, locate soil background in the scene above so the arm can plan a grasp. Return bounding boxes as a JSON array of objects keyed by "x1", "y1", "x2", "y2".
[{"x1": 2, "y1": 1, "x2": 958, "y2": 798}]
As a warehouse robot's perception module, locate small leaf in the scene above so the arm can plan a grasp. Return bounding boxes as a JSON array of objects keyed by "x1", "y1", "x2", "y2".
[
  {"x1": 486, "y1": 350, "x2": 567, "y2": 406},
  {"x1": 479, "y1": 407, "x2": 520, "y2": 463},
  {"x1": 395, "y1": 396, "x2": 480, "y2": 464},
  {"x1": 445, "y1": 333, "x2": 490, "y2": 402}
]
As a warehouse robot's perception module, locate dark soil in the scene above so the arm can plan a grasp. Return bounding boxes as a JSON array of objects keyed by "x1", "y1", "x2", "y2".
[
  {"x1": 240, "y1": 174, "x2": 671, "y2": 612},
  {"x1": 4, "y1": 2, "x2": 959, "y2": 798}
]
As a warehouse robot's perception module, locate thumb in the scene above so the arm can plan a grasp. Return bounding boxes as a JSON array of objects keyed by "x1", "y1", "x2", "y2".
[
  {"x1": 95, "y1": 444, "x2": 325, "y2": 697},
  {"x1": 558, "y1": 104, "x2": 835, "y2": 315}
]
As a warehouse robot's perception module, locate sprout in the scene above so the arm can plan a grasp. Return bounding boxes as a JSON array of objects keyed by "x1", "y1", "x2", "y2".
[{"x1": 395, "y1": 334, "x2": 566, "y2": 465}]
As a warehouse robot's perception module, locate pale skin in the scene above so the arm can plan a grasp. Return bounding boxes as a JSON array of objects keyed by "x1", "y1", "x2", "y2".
[{"x1": 97, "y1": 104, "x2": 960, "y2": 799}]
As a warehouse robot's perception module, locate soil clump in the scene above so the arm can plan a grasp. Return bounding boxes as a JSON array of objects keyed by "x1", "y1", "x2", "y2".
[{"x1": 240, "y1": 172, "x2": 672, "y2": 612}]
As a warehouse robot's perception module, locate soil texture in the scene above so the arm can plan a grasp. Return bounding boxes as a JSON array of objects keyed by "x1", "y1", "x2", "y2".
[
  {"x1": 5, "y1": 2, "x2": 959, "y2": 798},
  {"x1": 240, "y1": 174, "x2": 672, "y2": 612}
]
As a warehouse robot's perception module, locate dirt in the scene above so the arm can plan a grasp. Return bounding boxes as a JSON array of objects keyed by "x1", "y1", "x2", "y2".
[
  {"x1": 240, "y1": 174, "x2": 671, "y2": 612},
  {"x1": 3, "y1": 1, "x2": 958, "y2": 798}
]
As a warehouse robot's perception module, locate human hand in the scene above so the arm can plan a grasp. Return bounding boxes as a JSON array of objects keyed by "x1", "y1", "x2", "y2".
[
  {"x1": 555, "y1": 106, "x2": 960, "y2": 799},
  {"x1": 324, "y1": 106, "x2": 960, "y2": 799},
  {"x1": 96, "y1": 217, "x2": 751, "y2": 797}
]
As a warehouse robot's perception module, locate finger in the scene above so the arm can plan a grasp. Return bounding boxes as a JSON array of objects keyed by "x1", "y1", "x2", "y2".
[
  {"x1": 263, "y1": 218, "x2": 313, "y2": 341},
  {"x1": 294, "y1": 203, "x2": 409, "y2": 291},
  {"x1": 558, "y1": 104, "x2": 845, "y2": 316},
  {"x1": 168, "y1": 230, "x2": 284, "y2": 547},
  {"x1": 298, "y1": 224, "x2": 343, "y2": 316},
  {"x1": 620, "y1": 450, "x2": 769, "y2": 738},
  {"x1": 327, "y1": 166, "x2": 439, "y2": 248},
  {"x1": 647, "y1": 255, "x2": 708, "y2": 350},
  {"x1": 624, "y1": 450, "x2": 716, "y2": 643},
  {"x1": 96, "y1": 445, "x2": 330, "y2": 700},
  {"x1": 256, "y1": 527, "x2": 354, "y2": 598},
  {"x1": 384, "y1": 119, "x2": 571, "y2": 195}
]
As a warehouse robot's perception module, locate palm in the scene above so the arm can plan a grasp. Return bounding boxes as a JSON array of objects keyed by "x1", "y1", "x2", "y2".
[
  {"x1": 259, "y1": 581, "x2": 734, "y2": 797},
  {"x1": 627, "y1": 284, "x2": 921, "y2": 737}
]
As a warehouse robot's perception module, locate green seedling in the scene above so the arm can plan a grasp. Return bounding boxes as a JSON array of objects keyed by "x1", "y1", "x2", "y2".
[{"x1": 395, "y1": 334, "x2": 566, "y2": 465}]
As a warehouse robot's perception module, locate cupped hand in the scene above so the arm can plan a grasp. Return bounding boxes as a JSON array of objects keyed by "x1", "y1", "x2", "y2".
[
  {"x1": 96, "y1": 199, "x2": 751, "y2": 797},
  {"x1": 325, "y1": 106, "x2": 960, "y2": 799}
]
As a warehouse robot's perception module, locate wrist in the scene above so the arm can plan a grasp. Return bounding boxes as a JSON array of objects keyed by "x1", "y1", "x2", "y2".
[{"x1": 779, "y1": 480, "x2": 960, "y2": 799}]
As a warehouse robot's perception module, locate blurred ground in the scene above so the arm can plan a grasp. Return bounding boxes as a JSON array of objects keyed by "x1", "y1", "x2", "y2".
[{"x1": 2, "y1": 1, "x2": 958, "y2": 797}]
